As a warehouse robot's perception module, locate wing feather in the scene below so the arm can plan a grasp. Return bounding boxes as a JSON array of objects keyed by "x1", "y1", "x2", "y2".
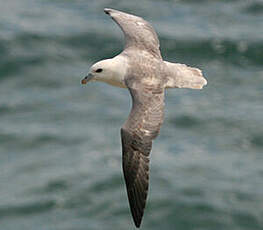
[
  {"x1": 104, "y1": 8, "x2": 161, "y2": 58},
  {"x1": 121, "y1": 80, "x2": 165, "y2": 228}
]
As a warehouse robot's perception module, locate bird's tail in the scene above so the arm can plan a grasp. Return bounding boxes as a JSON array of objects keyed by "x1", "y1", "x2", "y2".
[{"x1": 164, "y1": 61, "x2": 207, "y2": 89}]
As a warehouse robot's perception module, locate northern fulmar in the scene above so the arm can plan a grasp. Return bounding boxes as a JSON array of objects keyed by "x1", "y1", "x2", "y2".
[{"x1": 81, "y1": 8, "x2": 207, "y2": 228}]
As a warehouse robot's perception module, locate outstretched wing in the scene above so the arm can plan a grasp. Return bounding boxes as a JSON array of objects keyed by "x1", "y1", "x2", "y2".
[
  {"x1": 121, "y1": 80, "x2": 165, "y2": 228},
  {"x1": 104, "y1": 8, "x2": 161, "y2": 59}
]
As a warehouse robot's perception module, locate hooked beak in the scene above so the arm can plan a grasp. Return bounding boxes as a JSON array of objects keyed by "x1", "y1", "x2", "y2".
[{"x1": 81, "y1": 73, "x2": 94, "y2": 85}]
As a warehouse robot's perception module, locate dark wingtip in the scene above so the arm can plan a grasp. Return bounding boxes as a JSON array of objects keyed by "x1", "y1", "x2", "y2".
[
  {"x1": 130, "y1": 205, "x2": 143, "y2": 228},
  {"x1": 135, "y1": 220, "x2": 141, "y2": 228},
  {"x1": 104, "y1": 8, "x2": 112, "y2": 15}
]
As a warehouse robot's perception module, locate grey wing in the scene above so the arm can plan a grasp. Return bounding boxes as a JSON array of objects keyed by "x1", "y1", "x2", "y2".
[
  {"x1": 121, "y1": 81, "x2": 165, "y2": 228},
  {"x1": 104, "y1": 8, "x2": 161, "y2": 59}
]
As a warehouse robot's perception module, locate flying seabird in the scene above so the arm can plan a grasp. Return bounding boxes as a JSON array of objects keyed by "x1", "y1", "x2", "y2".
[{"x1": 81, "y1": 8, "x2": 207, "y2": 228}]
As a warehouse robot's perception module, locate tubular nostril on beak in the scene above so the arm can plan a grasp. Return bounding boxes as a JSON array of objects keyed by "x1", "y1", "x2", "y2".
[{"x1": 81, "y1": 73, "x2": 94, "y2": 85}]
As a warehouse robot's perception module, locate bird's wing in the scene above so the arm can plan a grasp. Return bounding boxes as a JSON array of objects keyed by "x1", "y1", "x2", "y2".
[
  {"x1": 121, "y1": 79, "x2": 165, "y2": 228},
  {"x1": 104, "y1": 8, "x2": 161, "y2": 59}
]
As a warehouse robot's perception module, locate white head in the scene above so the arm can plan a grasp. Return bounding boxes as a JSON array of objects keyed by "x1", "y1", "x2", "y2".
[{"x1": 81, "y1": 57, "x2": 128, "y2": 88}]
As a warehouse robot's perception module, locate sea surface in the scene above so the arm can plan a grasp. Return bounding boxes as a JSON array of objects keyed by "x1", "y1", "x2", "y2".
[{"x1": 1, "y1": 0, "x2": 263, "y2": 229}]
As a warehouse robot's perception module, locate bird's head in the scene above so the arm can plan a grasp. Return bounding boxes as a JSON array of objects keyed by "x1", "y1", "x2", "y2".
[{"x1": 81, "y1": 58, "x2": 125, "y2": 85}]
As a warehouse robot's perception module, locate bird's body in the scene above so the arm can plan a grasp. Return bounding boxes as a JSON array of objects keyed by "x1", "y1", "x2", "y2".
[{"x1": 81, "y1": 8, "x2": 207, "y2": 228}]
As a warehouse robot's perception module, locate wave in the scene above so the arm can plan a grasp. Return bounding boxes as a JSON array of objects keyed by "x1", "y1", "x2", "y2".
[
  {"x1": 161, "y1": 38, "x2": 263, "y2": 67},
  {"x1": 1, "y1": 31, "x2": 262, "y2": 81},
  {"x1": 0, "y1": 200, "x2": 55, "y2": 218},
  {"x1": 244, "y1": 1, "x2": 263, "y2": 15}
]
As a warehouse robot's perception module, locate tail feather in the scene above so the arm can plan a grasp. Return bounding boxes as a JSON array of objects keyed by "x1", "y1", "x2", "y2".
[{"x1": 164, "y1": 61, "x2": 207, "y2": 89}]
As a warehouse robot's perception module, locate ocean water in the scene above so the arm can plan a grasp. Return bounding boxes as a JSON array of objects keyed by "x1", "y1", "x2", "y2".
[{"x1": 1, "y1": 0, "x2": 263, "y2": 229}]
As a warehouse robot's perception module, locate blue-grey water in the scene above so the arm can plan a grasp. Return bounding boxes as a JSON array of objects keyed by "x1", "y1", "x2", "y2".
[{"x1": 1, "y1": 0, "x2": 263, "y2": 229}]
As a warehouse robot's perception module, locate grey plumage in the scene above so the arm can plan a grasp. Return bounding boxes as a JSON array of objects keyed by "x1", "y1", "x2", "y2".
[
  {"x1": 104, "y1": 8, "x2": 161, "y2": 59},
  {"x1": 84, "y1": 8, "x2": 207, "y2": 228},
  {"x1": 121, "y1": 80, "x2": 164, "y2": 227}
]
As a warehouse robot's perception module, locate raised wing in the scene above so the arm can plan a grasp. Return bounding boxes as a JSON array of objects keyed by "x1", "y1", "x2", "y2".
[
  {"x1": 104, "y1": 8, "x2": 162, "y2": 59},
  {"x1": 121, "y1": 80, "x2": 165, "y2": 227}
]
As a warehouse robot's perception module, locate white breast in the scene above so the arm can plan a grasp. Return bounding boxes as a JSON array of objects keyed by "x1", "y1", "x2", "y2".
[{"x1": 103, "y1": 78, "x2": 127, "y2": 88}]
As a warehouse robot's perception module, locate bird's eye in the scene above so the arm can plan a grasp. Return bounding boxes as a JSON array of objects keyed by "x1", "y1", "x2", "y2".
[{"x1": 95, "y1": 68, "x2": 103, "y2": 73}]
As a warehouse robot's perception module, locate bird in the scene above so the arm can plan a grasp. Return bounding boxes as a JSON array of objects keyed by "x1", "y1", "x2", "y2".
[{"x1": 81, "y1": 8, "x2": 207, "y2": 228}]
